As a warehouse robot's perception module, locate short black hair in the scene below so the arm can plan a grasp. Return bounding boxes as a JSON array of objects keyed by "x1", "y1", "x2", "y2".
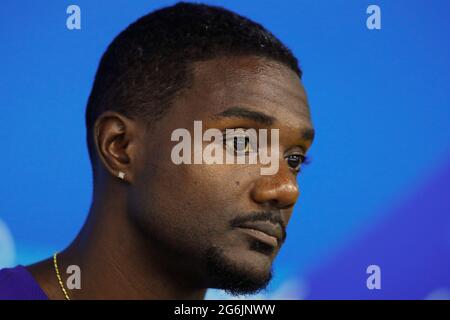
[{"x1": 85, "y1": 1, "x2": 302, "y2": 170}]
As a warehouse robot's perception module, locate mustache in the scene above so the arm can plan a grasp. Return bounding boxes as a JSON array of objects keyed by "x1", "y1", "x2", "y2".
[{"x1": 229, "y1": 211, "x2": 287, "y2": 243}]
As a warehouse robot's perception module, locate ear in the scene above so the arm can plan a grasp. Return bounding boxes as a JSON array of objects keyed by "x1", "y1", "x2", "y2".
[{"x1": 93, "y1": 111, "x2": 136, "y2": 183}]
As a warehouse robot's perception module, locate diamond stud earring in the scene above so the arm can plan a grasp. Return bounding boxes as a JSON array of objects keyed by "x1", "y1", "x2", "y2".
[{"x1": 117, "y1": 171, "x2": 126, "y2": 180}]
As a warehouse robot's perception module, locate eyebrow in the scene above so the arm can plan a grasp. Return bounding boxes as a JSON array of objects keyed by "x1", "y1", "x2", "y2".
[
  {"x1": 212, "y1": 106, "x2": 315, "y2": 143},
  {"x1": 302, "y1": 127, "x2": 315, "y2": 142},
  {"x1": 212, "y1": 106, "x2": 275, "y2": 125}
]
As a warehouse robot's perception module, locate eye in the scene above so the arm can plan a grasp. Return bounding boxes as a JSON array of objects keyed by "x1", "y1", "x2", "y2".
[
  {"x1": 285, "y1": 154, "x2": 306, "y2": 172},
  {"x1": 223, "y1": 130, "x2": 256, "y2": 155},
  {"x1": 233, "y1": 135, "x2": 252, "y2": 153}
]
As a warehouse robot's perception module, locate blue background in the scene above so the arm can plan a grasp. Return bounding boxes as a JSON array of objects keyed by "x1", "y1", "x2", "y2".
[{"x1": 1, "y1": 0, "x2": 449, "y2": 299}]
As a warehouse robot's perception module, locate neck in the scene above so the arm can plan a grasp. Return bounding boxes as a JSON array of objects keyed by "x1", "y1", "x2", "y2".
[{"x1": 35, "y1": 188, "x2": 207, "y2": 300}]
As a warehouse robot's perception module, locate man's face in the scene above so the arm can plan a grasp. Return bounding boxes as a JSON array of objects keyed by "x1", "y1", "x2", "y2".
[{"x1": 129, "y1": 55, "x2": 314, "y2": 295}]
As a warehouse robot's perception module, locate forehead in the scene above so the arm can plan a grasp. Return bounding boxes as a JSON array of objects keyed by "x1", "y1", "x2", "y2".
[{"x1": 174, "y1": 55, "x2": 312, "y2": 128}]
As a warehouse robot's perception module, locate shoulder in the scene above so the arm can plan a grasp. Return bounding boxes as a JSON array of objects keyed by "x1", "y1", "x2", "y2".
[{"x1": 0, "y1": 265, "x2": 48, "y2": 300}]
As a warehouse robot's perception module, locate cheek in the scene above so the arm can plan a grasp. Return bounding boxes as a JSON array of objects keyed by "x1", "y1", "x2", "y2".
[{"x1": 131, "y1": 161, "x2": 244, "y2": 252}]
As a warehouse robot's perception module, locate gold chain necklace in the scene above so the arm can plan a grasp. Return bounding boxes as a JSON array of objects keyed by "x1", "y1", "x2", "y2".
[{"x1": 53, "y1": 252, "x2": 71, "y2": 300}]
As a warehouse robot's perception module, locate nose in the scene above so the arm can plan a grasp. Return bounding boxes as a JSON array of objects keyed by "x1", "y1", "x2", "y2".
[{"x1": 250, "y1": 166, "x2": 300, "y2": 209}]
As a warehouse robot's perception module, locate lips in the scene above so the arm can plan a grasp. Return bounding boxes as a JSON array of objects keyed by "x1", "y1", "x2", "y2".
[{"x1": 236, "y1": 221, "x2": 283, "y2": 247}]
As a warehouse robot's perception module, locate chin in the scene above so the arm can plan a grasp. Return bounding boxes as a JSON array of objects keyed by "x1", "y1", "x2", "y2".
[{"x1": 204, "y1": 245, "x2": 274, "y2": 296}]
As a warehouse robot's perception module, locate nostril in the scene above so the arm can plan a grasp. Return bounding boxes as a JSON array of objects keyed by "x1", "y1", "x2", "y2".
[{"x1": 277, "y1": 201, "x2": 296, "y2": 210}]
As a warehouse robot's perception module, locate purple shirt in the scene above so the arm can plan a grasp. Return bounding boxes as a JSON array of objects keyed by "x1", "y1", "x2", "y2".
[{"x1": 0, "y1": 265, "x2": 48, "y2": 300}]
